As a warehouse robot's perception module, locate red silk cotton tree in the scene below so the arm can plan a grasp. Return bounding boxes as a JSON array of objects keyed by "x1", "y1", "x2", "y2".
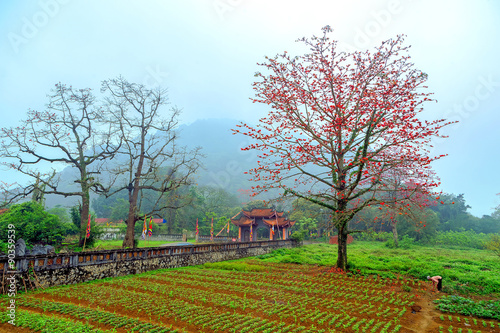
[{"x1": 234, "y1": 27, "x2": 455, "y2": 270}]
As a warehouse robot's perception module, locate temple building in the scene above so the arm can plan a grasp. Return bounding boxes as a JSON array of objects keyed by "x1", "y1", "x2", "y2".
[{"x1": 230, "y1": 208, "x2": 295, "y2": 242}]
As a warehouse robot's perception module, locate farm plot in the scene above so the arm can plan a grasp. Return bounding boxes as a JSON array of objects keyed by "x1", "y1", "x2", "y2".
[{"x1": 1, "y1": 261, "x2": 499, "y2": 332}]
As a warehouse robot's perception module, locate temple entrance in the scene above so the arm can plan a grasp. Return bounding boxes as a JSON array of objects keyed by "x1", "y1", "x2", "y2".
[
  {"x1": 243, "y1": 229, "x2": 250, "y2": 242},
  {"x1": 231, "y1": 208, "x2": 295, "y2": 242},
  {"x1": 256, "y1": 227, "x2": 269, "y2": 240}
]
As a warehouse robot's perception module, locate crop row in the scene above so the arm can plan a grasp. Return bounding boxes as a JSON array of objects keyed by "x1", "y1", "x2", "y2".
[
  {"x1": 142, "y1": 268, "x2": 414, "y2": 306},
  {"x1": 32, "y1": 281, "x2": 402, "y2": 332},
  {"x1": 0, "y1": 307, "x2": 108, "y2": 333},
  {"x1": 108, "y1": 275, "x2": 408, "y2": 323},
  {"x1": 10, "y1": 297, "x2": 179, "y2": 332}
]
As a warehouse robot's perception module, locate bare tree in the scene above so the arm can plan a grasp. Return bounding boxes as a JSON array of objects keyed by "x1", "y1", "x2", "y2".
[
  {"x1": 0, "y1": 84, "x2": 119, "y2": 246},
  {"x1": 101, "y1": 77, "x2": 203, "y2": 248}
]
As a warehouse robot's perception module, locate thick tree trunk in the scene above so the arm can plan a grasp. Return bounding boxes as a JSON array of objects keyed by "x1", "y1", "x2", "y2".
[
  {"x1": 123, "y1": 213, "x2": 136, "y2": 248},
  {"x1": 391, "y1": 220, "x2": 399, "y2": 247},
  {"x1": 123, "y1": 139, "x2": 146, "y2": 248},
  {"x1": 78, "y1": 184, "x2": 90, "y2": 247},
  {"x1": 123, "y1": 183, "x2": 140, "y2": 248},
  {"x1": 336, "y1": 225, "x2": 348, "y2": 270}
]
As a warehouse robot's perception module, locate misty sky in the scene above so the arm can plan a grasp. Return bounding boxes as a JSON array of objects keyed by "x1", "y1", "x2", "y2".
[{"x1": 0, "y1": 0, "x2": 499, "y2": 216}]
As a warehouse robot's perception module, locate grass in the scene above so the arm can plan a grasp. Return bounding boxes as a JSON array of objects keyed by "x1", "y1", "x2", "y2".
[
  {"x1": 92, "y1": 239, "x2": 196, "y2": 250},
  {"x1": 258, "y1": 241, "x2": 500, "y2": 297},
  {"x1": 203, "y1": 261, "x2": 268, "y2": 272}
]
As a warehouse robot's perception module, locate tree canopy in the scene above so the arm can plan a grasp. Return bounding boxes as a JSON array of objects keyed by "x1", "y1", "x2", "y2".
[
  {"x1": 0, "y1": 201, "x2": 71, "y2": 246},
  {"x1": 235, "y1": 27, "x2": 455, "y2": 269}
]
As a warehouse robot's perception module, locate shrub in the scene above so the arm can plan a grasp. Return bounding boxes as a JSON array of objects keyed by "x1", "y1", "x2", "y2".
[
  {"x1": 484, "y1": 234, "x2": 500, "y2": 257},
  {"x1": 429, "y1": 230, "x2": 490, "y2": 249},
  {"x1": 290, "y1": 230, "x2": 306, "y2": 242},
  {"x1": 0, "y1": 201, "x2": 70, "y2": 246}
]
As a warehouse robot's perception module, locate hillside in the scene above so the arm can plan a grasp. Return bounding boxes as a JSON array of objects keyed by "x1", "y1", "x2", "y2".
[{"x1": 43, "y1": 118, "x2": 257, "y2": 209}]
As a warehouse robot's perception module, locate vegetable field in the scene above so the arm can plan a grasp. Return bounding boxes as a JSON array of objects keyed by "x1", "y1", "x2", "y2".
[{"x1": 2, "y1": 260, "x2": 499, "y2": 333}]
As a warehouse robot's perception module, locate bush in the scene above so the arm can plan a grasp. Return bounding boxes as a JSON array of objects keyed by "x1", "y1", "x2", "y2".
[
  {"x1": 0, "y1": 202, "x2": 69, "y2": 246},
  {"x1": 398, "y1": 235, "x2": 415, "y2": 249},
  {"x1": 290, "y1": 230, "x2": 306, "y2": 242},
  {"x1": 430, "y1": 230, "x2": 490, "y2": 249},
  {"x1": 356, "y1": 231, "x2": 393, "y2": 242},
  {"x1": 384, "y1": 238, "x2": 396, "y2": 248},
  {"x1": 384, "y1": 235, "x2": 414, "y2": 249},
  {"x1": 484, "y1": 234, "x2": 500, "y2": 257}
]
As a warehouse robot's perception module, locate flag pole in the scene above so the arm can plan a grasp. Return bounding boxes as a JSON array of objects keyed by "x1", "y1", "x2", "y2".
[
  {"x1": 82, "y1": 213, "x2": 91, "y2": 252},
  {"x1": 82, "y1": 233, "x2": 87, "y2": 252}
]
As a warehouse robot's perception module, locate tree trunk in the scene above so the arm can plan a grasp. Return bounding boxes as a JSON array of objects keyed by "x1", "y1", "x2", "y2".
[
  {"x1": 336, "y1": 225, "x2": 348, "y2": 270},
  {"x1": 123, "y1": 182, "x2": 140, "y2": 248},
  {"x1": 391, "y1": 220, "x2": 399, "y2": 247},
  {"x1": 123, "y1": 213, "x2": 136, "y2": 248},
  {"x1": 78, "y1": 188, "x2": 90, "y2": 247},
  {"x1": 123, "y1": 187, "x2": 139, "y2": 248}
]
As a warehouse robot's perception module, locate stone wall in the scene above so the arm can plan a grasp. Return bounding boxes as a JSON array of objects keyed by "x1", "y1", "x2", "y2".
[{"x1": 0, "y1": 240, "x2": 298, "y2": 294}]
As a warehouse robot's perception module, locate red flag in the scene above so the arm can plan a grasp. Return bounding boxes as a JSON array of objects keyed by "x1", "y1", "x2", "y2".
[
  {"x1": 210, "y1": 217, "x2": 214, "y2": 241},
  {"x1": 142, "y1": 215, "x2": 147, "y2": 240},
  {"x1": 86, "y1": 213, "x2": 91, "y2": 238}
]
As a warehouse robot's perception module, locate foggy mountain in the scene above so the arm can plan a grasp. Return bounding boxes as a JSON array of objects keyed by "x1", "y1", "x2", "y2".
[{"x1": 43, "y1": 118, "x2": 257, "y2": 209}]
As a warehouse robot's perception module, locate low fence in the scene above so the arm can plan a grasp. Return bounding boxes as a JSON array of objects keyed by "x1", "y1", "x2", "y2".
[
  {"x1": 0, "y1": 240, "x2": 298, "y2": 293},
  {"x1": 100, "y1": 233, "x2": 232, "y2": 242}
]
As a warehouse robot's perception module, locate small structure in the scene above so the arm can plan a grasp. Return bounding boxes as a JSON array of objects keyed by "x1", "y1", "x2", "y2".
[{"x1": 231, "y1": 208, "x2": 295, "y2": 242}]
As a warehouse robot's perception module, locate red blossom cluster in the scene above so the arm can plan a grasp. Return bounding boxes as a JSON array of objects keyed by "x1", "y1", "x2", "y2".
[{"x1": 233, "y1": 27, "x2": 456, "y2": 269}]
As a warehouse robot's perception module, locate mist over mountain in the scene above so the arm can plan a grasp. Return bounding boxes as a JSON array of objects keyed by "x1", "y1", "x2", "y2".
[{"x1": 43, "y1": 118, "x2": 258, "y2": 210}]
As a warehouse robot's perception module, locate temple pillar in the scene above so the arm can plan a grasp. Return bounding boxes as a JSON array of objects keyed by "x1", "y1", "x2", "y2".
[
  {"x1": 238, "y1": 227, "x2": 241, "y2": 242},
  {"x1": 269, "y1": 227, "x2": 273, "y2": 240},
  {"x1": 283, "y1": 227, "x2": 287, "y2": 240}
]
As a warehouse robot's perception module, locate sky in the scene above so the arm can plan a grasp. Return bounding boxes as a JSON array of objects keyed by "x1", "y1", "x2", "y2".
[{"x1": 0, "y1": 0, "x2": 499, "y2": 216}]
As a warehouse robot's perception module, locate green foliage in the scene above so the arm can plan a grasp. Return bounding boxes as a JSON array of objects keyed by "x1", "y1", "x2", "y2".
[
  {"x1": 0, "y1": 201, "x2": 71, "y2": 246},
  {"x1": 431, "y1": 230, "x2": 490, "y2": 249},
  {"x1": 109, "y1": 198, "x2": 129, "y2": 222},
  {"x1": 69, "y1": 206, "x2": 102, "y2": 248},
  {"x1": 203, "y1": 261, "x2": 267, "y2": 272},
  {"x1": 46, "y1": 205, "x2": 71, "y2": 224},
  {"x1": 242, "y1": 200, "x2": 269, "y2": 211},
  {"x1": 484, "y1": 234, "x2": 500, "y2": 257},
  {"x1": 385, "y1": 235, "x2": 414, "y2": 249},
  {"x1": 397, "y1": 209, "x2": 439, "y2": 242},
  {"x1": 258, "y1": 243, "x2": 338, "y2": 266},
  {"x1": 290, "y1": 230, "x2": 306, "y2": 242},
  {"x1": 260, "y1": 242, "x2": 500, "y2": 296},
  {"x1": 434, "y1": 296, "x2": 500, "y2": 320},
  {"x1": 354, "y1": 231, "x2": 392, "y2": 242},
  {"x1": 70, "y1": 205, "x2": 81, "y2": 233}
]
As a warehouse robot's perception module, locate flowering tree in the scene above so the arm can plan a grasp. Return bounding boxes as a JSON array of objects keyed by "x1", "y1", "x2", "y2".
[{"x1": 234, "y1": 27, "x2": 455, "y2": 269}]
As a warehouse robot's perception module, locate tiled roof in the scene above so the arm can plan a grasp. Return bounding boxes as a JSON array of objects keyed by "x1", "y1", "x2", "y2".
[
  {"x1": 231, "y1": 208, "x2": 293, "y2": 227},
  {"x1": 230, "y1": 216, "x2": 254, "y2": 226},
  {"x1": 95, "y1": 218, "x2": 110, "y2": 224},
  {"x1": 263, "y1": 218, "x2": 295, "y2": 227},
  {"x1": 242, "y1": 208, "x2": 274, "y2": 218}
]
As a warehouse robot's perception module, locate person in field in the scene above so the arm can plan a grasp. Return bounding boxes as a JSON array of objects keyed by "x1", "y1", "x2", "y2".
[{"x1": 427, "y1": 275, "x2": 443, "y2": 291}]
